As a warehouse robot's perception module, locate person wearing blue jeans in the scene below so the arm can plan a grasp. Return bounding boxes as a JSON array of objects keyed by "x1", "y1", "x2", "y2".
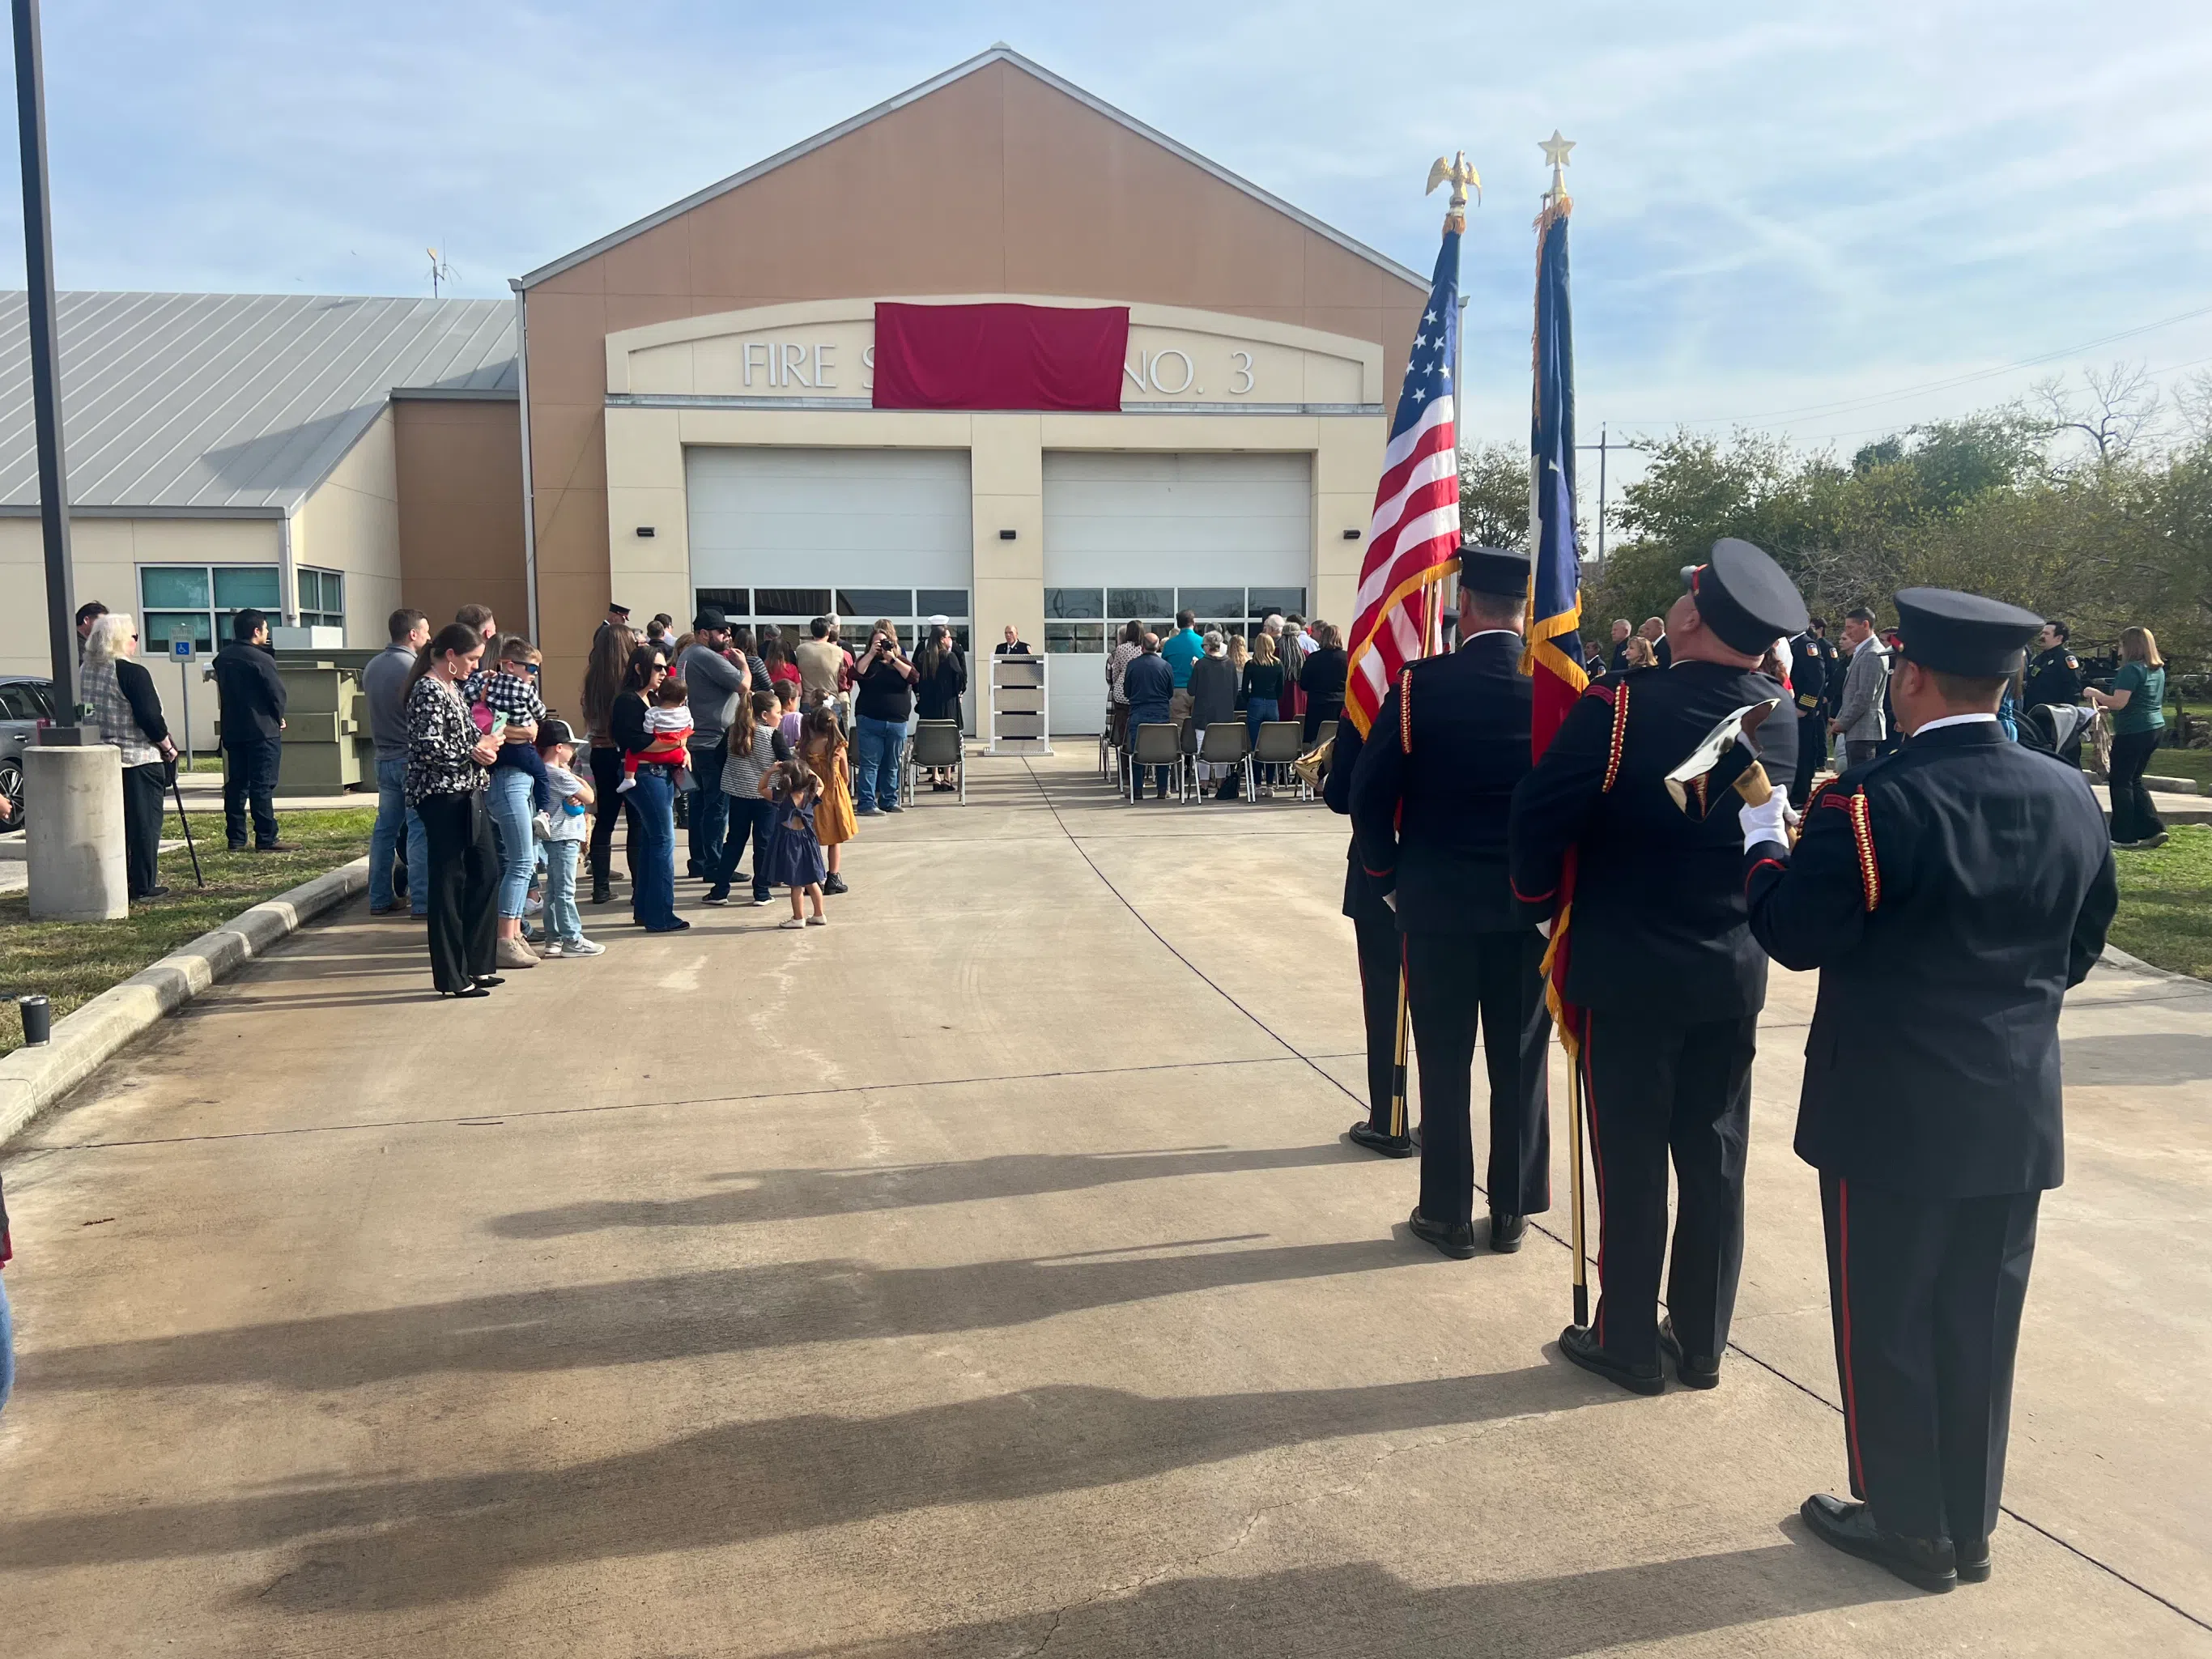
[
  {"x1": 627, "y1": 766, "x2": 683, "y2": 929},
  {"x1": 361, "y1": 610, "x2": 432, "y2": 915},
  {"x1": 369, "y1": 755, "x2": 430, "y2": 916},
  {"x1": 0, "y1": 1172, "x2": 12, "y2": 1417},
  {"x1": 487, "y1": 762, "x2": 538, "y2": 924},
  {"x1": 850, "y1": 621, "x2": 919, "y2": 815},
  {"x1": 853, "y1": 715, "x2": 906, "y2": 814}
]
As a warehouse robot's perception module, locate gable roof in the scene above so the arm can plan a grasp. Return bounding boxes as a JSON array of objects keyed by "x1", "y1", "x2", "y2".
[
  {"x1": 0, "y1": 291, "x2": 516, "y2": 515},
  {"x1": 517, "y1": 45, "x2": 1427, "y2": 293}
]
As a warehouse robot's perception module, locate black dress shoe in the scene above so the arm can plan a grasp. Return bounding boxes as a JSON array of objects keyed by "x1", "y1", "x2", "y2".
[
  {"x1": 1406, "y1": 1208, "x2": 1477, "y2": 1260},
  {"x1": 1658, "y1": 1315, "x2": 1721, "y2": 1389},
  {"x1": 590, "y1": 882, "x2": 612, "y2": 904},
  {"x1": 1955, "y1": 1536, "x2": 1991, "y2": 1584},
  {"x1": 473, "y1": 974, "x2": 504, "y2": 989},
  {"x1": 1558, "y1": 1324, "x2": 1664, "y2": 1396},
  {"x1": 439, "y1": 985, "x2": 491, "y2": 999},
  {"x1": 1488, "y1": 1212, "x2": 1527, "y2": 1253},
  {"x1": 1347, "y1": 1121, "x2": 1414, "y2": 1158},
  {"x1": 1800, "y1": 1495, "x2": 1956, "y2": 1593}
]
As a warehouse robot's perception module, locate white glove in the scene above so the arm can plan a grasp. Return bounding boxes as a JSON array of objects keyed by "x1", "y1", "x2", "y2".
[
  {"x1": 1381, "y1": 891, "x2": 1397, "y2": 912},
  {"x1": 1739, "y1": 790, "x2": 1790, "y2": 852},
  {"x1": 1535, "y1": 917, "x2": 1553, "y2": 940}
]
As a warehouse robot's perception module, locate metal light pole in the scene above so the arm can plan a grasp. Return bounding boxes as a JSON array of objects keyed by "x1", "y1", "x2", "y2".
[
  {"x1": 13, "y1": 0, "x2": 78, "y2": 728},
  {"x1": 14, "y1": 0, "x2": 123, "y2": 920}
]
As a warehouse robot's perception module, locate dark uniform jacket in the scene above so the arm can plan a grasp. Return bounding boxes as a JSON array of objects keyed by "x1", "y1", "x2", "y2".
[
  {"x1": 1348, "y1": 631, "x2": 1538, "y2": 935},
  {"x1": 1745, "y1": 720, "x2": 2117, "y2": 1196},
  {"x1": 212, "y1": 639, "x2": 287, "y2": 747},
  {"x1": 2023, "y1": 644, "x2": 2082, "y2": 711},
  {"x1": 1509, "y1": 659, "x2": 1797, "y2": 1019},
  {"x1": 1322, "y1": 711, "x2": 1391, "y2": 924},
  {"x1": 1788, "y1": 630, "x2": 1827, "y2": 716}
]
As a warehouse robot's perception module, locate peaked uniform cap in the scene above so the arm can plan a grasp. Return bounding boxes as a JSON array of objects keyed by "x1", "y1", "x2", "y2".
[
  {"x1": 1681, "y1": 538, "x2": 1808, "y2": 654},
  {"x1": 1460, "y1": 542, "x2": 1532, "y2": 597},
  {"x1": 1893, "y1": 588, "x2": 2042, "y2": 676}
]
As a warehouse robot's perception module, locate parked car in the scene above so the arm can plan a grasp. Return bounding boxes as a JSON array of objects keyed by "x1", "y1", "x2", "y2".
[{"x1": 0, "y1": 674, "x2": 58, "y2": 823}]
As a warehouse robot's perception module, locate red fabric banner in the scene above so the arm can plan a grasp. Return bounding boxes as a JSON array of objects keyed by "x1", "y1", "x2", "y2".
[{"x1": 872, "y1": 302, "x2": 1129, "y2": 412}]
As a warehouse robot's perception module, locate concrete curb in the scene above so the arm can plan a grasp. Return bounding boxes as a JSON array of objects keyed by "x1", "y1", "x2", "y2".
[
  {"x1": 0, "y1": 855, "x2": 368, "y2": 1149},
  {"x1": 2099, "y1": 942, "x2": 2207, "y2": 987}
]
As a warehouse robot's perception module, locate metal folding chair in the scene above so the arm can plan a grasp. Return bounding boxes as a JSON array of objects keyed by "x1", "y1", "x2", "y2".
[
  {"x1": 904, "y1": 720, "x2": 965, "y2": 803},
  {"x1": 1193, "y1": 721, "x2": 1253, "y2": 803},
  {"x1": 1252, "y1": 720, "x2": 1308, "y2": 799},
  {"x1": 1127, "y1": 722, "x2": 1185, "y2": 802}
]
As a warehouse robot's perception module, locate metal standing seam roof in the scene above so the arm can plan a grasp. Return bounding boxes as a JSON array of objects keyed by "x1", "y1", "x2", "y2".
[
  {"x1": 518, "y1": 44, "x2": 1430, "y2": 294},
  {"x1": 0, "y1": 291, "x2": 517, "y2": 514}
]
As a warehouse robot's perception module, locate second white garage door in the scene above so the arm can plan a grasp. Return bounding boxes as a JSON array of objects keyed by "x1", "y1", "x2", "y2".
[{"x1": 1041, "y1": 452, "x2": 1311, "y2": 734}]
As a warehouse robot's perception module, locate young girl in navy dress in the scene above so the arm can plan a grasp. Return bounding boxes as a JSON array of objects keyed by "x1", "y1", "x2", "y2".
[{"x1": 760, "y1": 756, "x2": 828, "y2": 929}]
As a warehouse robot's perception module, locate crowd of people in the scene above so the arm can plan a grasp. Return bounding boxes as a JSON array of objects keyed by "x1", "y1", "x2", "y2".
[
  {"x1": 1105, "y1": 608, "x2": 1349, "y2": 801},
  {"x1": 357, "y1": 602, "x2": 963, "y2": 996}
]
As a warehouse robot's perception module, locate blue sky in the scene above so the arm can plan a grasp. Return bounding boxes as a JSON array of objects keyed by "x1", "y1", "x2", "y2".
[{"x1": 8, "y1": 2, "x2": 2211, "y2": 464}]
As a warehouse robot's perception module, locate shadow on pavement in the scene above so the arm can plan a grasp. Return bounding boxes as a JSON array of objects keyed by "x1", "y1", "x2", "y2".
[
  {"x1": 2061, "y1": 1031, "x2": 2212, "y2": 1087},
  {"x1": 487, "y1": 1144, "x2": 1372, "y2": 1237},
  {"x1": 2, "y1": 1367, "x2": 1619, "y2": 1610},
  {"x1": 753, "y1": 1544, "x2": 1911, "y2": 1658},
  {"x1": 24, "y1": 1238, "x2": 1415, "y2": 1393}
]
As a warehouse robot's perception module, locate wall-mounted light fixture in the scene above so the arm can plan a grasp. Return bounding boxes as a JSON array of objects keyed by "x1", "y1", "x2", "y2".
[
  {"x1": 636, "y1": 526, "x2": 656, "y2": 538},
  {"x1": 1342, "y1": 529, "x2": 1362, "y2": 540},
  {"x1": 998, "y1": 529, "x2": 1018, "y2": 541}
]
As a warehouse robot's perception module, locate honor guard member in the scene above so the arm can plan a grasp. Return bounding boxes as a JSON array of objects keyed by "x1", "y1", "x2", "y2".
[
  {"x1": 1324, "y1": 704, "x2": 1414, "y2": 1159},
  {"x1": 1787, "y1": 619, "x2": 1831, "y2": 806},
  {"x1": 1350, "y1": 545, "x2": 1551, "y2": 1257},
  {"x1": 1741, "y1": 589, "x2": 2116, "y2": 1593},
  {"x1": 1509, "y1": 537, "x2": 1804, "y2": 1393}
]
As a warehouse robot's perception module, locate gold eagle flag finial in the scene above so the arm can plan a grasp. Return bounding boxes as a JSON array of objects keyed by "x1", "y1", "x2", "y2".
[{"x1": 1426, "y1": 150, "x2": 1481, "y2": 232}]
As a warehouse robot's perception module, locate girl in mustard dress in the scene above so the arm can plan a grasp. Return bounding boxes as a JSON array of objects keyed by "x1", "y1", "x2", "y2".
[{"x1": 802, "y1": 704, "x2": 856, "y2": 895}]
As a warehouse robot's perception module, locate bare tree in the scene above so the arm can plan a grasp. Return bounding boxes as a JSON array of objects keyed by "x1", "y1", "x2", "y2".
[{"x1": 2035, "y1": 361, "x2": 2162, "y2": 466}]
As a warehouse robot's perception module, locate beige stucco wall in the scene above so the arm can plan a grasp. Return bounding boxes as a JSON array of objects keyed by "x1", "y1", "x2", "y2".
[
  {"x1": 291, "y1": 405, "x2": 402, "y2": 646},
  {"x1": 0, "y1": 514, "x2": 282, "y2": 749},
  {"x1": 522, "y1": 54, "x2": 1425, "y2": 711}
]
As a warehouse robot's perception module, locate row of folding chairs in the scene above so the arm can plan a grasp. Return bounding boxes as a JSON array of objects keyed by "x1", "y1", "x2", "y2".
[{"x1": 1114, "y1": 717, "x2": 1312, "y2": 804}]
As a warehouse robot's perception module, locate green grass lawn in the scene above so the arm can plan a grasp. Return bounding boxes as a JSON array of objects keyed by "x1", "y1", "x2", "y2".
[
  {"x1": 2142, "y1": 746, "x2": 2212, "y2": 788},
  {"x1": 0, "y1": 806, "x2": 373, "y2": 1055},
  {"x1": 2108, "y1": 823, "x2": 2212, "y2": 981}
]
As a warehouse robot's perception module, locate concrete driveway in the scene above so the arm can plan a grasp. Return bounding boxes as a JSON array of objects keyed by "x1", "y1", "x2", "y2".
[{"x1": 2, "y1": 751, "x2": 2206, "y2": 1656}]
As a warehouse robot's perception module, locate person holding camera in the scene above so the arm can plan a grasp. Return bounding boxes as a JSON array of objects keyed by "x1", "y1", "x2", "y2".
[{"x1": 852, "y1": 618, "x2": 918, "y2": 815}]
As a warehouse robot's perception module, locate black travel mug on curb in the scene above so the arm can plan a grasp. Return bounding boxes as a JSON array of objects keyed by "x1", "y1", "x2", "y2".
[{"x1": 18, "y1": 993, "x2": 50, "y2": 1045}]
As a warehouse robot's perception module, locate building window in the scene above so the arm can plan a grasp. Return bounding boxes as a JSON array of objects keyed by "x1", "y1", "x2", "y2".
[
  {"x1": 139, "y1": 564, "x2": 282, "y2": 653},
  {"x1": 296, "y1": 567, "x2": 344, "y2": 631}
]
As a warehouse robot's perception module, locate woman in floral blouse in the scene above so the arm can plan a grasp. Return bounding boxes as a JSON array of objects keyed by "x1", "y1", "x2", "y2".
[{"x1": 406, "y1": 623, "x2": 504, "y2": 996}]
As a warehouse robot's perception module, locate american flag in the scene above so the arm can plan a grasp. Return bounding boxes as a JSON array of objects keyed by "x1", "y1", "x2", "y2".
[{"x1": 1344, "y1": 225, "x2": 1462, "y2": 737}]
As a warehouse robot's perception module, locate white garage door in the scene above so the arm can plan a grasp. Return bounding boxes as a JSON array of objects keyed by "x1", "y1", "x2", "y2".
[
  {"x1": 1042, "y1": 451, "x2": 1311, "y2": 734},
  {"x1": 686, "y1": 447, "x2": 974, "y2": 659}
]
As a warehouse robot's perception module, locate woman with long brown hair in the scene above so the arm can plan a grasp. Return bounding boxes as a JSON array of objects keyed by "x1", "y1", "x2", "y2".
[
  {"x1": 581, "y1": 623, "x2": 640, "y2": 904},
  {"x1": 2088, "y1": 624, "x2": 2170, "y2": 849}
]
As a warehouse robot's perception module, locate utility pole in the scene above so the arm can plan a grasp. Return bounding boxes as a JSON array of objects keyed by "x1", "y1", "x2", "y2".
[
  {"x1": 1576, "y1": 426, "x2": 1653, "y2": 564},
  {"x1": 13, "y1": 0, "x2": 77, "y2": 728}
]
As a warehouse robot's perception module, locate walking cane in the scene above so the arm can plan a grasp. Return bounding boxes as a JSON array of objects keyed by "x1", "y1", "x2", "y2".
[{"x1": 168, "y1": 762, "x2": 205, "y2": 887}]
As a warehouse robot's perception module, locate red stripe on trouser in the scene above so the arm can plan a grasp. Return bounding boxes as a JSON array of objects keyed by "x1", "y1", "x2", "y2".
[
  {"x1": 1582, "y1": 1011, "x2": 1606, "y2": 1342},
  {"x1": 1836, "y1": 1178, "x2": 1867, "y2": 1495}
]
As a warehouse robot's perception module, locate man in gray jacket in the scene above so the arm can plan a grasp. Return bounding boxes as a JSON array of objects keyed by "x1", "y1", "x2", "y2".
[
  {"x1": 1829, "y1": 605, "x2": 1891, "y2": 770},
  {"x1": 363, "y1": 607, "x2": 430, "y2": 916},
  {"x1": 682, "y1": 608, "x2": 751, "y2": 879}
]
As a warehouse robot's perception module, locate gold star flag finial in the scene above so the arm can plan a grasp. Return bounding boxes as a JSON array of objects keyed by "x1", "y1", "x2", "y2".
[
  {"x1": 1540, "y1": 130, "x2": 1575, "y2": 198},
  {"x1": 1425, "y1": 149, "x2": 1482, "y2": 232}
]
